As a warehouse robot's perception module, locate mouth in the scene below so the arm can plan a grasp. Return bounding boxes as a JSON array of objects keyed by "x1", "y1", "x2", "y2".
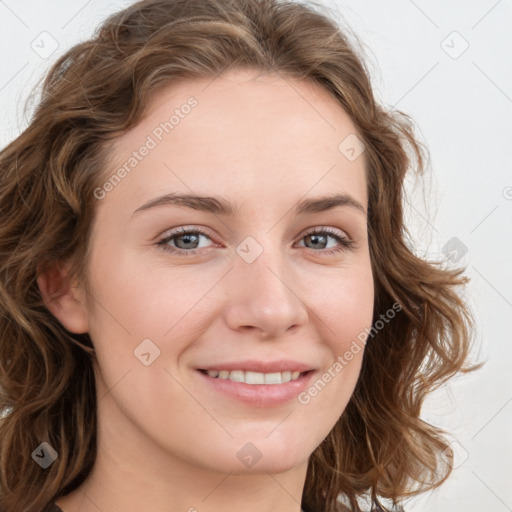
[
  {"x1": 198, "y1": 369, "x2": 311, "y2": 385},
  {"x1": 196, "y1": 366, "x2": 316, "y2": 407}
]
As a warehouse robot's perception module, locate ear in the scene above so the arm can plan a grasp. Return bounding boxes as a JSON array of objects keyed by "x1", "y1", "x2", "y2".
[{"x1": 37, "y1": 260, "x2": 89, "y2": 334}]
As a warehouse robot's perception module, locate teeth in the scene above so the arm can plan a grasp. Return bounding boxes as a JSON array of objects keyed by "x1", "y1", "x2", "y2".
[
  {"x1": 204, "y1": 369, "x2": 303, "y2": 385},
  {"x1": 264, "y1": 372, "x2": 282, "y2": 384},
  {"x1": 229, "y1": 370, "x2": 245, "y2": 382},
  {"x1": 246, "y1": 371, "x2": 265, "y2": 384}
]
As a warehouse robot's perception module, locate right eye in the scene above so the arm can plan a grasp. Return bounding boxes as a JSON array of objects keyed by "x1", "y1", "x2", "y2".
[{"x1": 156, "y1": 227, "x2": 219, "y2": 255}]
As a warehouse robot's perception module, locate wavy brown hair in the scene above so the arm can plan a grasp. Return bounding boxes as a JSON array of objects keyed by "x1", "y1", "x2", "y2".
[{"x1": 0, "y1": 0, "x2": 477, "y2": 511}]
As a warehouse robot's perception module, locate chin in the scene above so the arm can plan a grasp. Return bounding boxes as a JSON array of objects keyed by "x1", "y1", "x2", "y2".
[
  {"x1": 217, "y1": 453, "x2": 308, "y2": 476},
  {"x1": 195, "y1": 434, "x2": 314, "y2": 475}
]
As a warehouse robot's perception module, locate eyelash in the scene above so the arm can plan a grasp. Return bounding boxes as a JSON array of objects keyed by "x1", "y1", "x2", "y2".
[{"x1": 156, "y1": 226, "x2": 355, "y2": 256}]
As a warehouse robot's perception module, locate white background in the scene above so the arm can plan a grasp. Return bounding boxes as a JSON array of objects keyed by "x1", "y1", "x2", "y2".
[{"x1": 1, "y1": 1, "x2": 511, "y2": 511}]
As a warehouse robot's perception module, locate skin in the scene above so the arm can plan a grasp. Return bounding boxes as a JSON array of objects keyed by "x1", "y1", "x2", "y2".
[{"x1": 39, "y1": 69, "x2": 374, "y2": 512}]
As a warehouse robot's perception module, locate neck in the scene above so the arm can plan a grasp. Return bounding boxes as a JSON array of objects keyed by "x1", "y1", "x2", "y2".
[{"x1": 55, "y1": 387, "x2": 309, "y2": 512}]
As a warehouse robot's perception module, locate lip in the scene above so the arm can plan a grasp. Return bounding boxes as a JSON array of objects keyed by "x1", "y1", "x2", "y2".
[
  {"x1": 197, "y1": 359, "x2": 314, "y2": 373},
  {"x1": 195, "y1": 360, "x2": 316, "y2": 407}
]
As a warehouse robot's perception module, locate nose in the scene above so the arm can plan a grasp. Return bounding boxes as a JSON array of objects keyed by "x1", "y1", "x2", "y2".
[{"x1": 222, "y1": 243, "x2": 309, "y2": 339}]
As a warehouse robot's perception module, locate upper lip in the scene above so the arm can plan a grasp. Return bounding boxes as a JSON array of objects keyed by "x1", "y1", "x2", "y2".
[{"x1": 198, "y1": 360, "x2": 314, "y2": 373}]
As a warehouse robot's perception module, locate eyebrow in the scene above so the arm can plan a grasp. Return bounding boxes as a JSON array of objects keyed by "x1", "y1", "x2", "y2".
[{"x1": 132, "y1": 192, "x2": 366, "y2": 218}]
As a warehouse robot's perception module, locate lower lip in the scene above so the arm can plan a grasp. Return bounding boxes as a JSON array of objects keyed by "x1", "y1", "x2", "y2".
[{"x1": 196, "y1": 370, "x2": 315, "y2": 407}]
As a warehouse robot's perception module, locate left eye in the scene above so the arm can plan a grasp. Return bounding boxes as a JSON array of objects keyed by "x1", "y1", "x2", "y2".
[{"x1": 156, "y1": 227, "x2": 354, "y2": 255}]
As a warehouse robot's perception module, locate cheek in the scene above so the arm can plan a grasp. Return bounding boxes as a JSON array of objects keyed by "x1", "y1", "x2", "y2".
[
  {"x1": 311, "y1": 261, "x2": 375, "y2": 344},
  {"x1": 86, "y1": 242, "x2": 217, "y2": 339},
  {"x1": 83, "y1": 248, "x2": 231, "y2": 404},
  {"x1": 312, "y1": 263, "x2": 374, "y2": 391}
]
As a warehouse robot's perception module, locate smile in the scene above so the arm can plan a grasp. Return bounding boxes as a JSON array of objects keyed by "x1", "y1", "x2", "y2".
[{"x1": 199, "y1": 369, "x2": 303, "y2": 384}]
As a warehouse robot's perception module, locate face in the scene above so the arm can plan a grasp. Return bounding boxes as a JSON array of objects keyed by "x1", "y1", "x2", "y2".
[{"x1": 77, "y1": 69, "x2": 374, "y2": 475}]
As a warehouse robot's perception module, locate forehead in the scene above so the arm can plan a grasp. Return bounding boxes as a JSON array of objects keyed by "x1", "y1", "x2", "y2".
[{"x1": 100, "y1": 69, "x2": 367, "y2": 216}]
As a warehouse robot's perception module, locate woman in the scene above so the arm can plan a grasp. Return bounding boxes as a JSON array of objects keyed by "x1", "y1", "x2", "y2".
[{"x1": 0, "y1": 1, "x2": 477, "y2": 511}]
